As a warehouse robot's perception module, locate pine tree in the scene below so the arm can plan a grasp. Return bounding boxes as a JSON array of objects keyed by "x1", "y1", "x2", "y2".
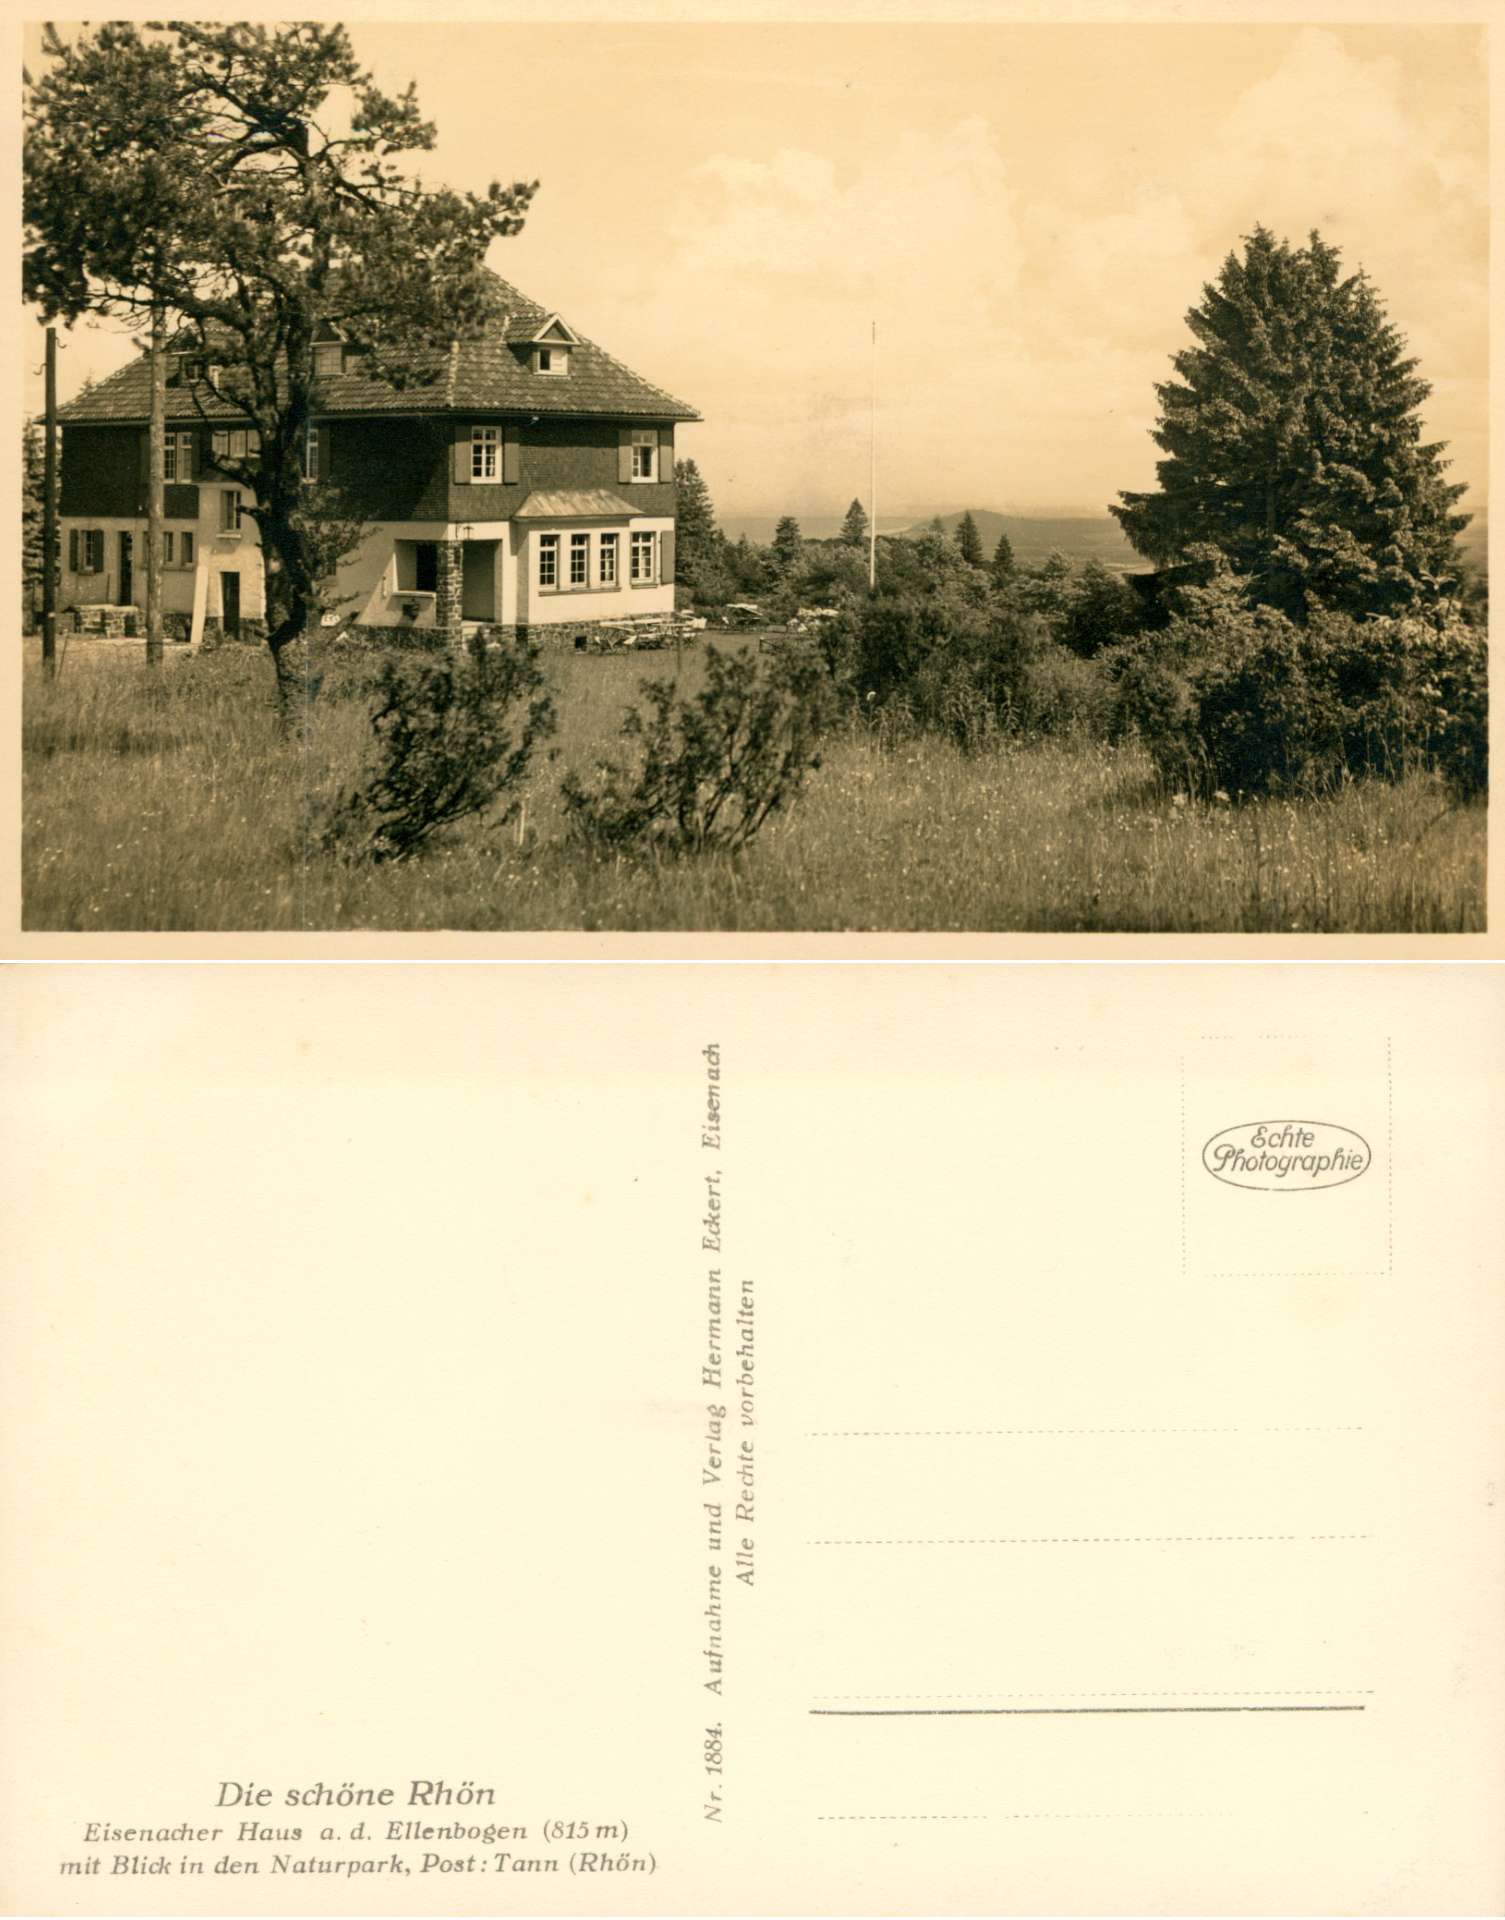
[
  {"x1": 772, "y1": 515, "x2": 803, "y2": 573},
  {"x1": 955, "y1": 511, "x2": 984, "y2": 566},
  {"x1": 990, "y1": 530, "x2": 1016, "y2": 584},
  {"x1": 1113, "y1": 227, "x2": 1469, "y2": 619},
  {"x1": 674, "y1": 458, "x2": 719, "y2": 585},
  {"x1": 25, "y1": 23, "x2": 536, "y2": 706},
  {"x1": 839, "y1": 497, "x2": 869, "y2": 548}
]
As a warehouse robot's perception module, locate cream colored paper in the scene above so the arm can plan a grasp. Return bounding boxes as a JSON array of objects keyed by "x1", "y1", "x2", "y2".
[{"x1": 2, "y1": 961, "x2": 1500, "y2": 1915}]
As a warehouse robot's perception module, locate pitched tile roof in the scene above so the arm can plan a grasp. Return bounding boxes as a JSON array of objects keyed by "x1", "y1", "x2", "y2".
[
  {"x1": 513, "y1": 489, "x2": 641, "y2": 520},
  {"x1": 58, "y1": 273, "x2": 699, "y2": 425}
]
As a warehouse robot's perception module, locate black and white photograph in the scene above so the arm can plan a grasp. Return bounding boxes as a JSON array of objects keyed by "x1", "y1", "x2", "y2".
[{"x1": 19, "y1": 15, "x2": 1489, "y2": 934}]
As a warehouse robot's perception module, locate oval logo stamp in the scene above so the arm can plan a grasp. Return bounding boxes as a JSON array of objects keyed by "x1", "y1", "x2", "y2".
[{"x1": 1202, "y1": 1120, "x2": 1371, "y2": 1192}]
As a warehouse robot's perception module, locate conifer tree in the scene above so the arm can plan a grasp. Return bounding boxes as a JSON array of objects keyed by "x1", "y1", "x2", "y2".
[
  {"x1": 839, "y1": 497, "x2": 869, "y2": 548},
  {"x1": 1113, "y1": 227, "x2": 1469, "y2": 618},
  {"x1": 25, "y1": 23, "x2": 536, "y2": 706},
  {"x1": 772, "y1": 515, "x2": 803, "y2": 573},
  {"x1": 955, "y1": 510, "x2": 984, "y2": 566},
  {"x1": 673, "y1": 458, "x2": 719, "y2": 584},
  {"x1": 990, "y1": 530, "x2": 1016, "y2": 584}
]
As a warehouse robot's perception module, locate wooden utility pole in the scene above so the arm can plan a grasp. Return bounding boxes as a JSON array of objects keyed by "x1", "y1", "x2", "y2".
[
  {"x1": 868, "y1": 320, "x2": 878, "y2": 593},
  {"x1": 145, "y1": 304, "x2": 165, "y2": 665},
  {"x1": 42, "y1": 327, "x2": 57, "y2": 674}
]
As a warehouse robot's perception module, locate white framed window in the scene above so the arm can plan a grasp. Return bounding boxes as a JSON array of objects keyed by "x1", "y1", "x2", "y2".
[
  {"x1": 180, "y1": 531, "x2": 195, "y2": 568},
  {"x1": 538, "y1": 534, "x2": 559, "y2": 590},
  {"x1": 630, "y1": 531, "x2": 656, "y2": 583},
  {"x1": 471, "y1": 426, "x2": 500, "y2": 481},
  {"x1": 569, "y1": 533, "x2": 590, "y2": 587},
  {"x1": 162, "y1": 430, "x2": 194, "y2": 482},
  {"x1": 303, "y1": 423, "x2": 321, "y2": 483},
  {"x1": 313, "y1": 343, "x2": 343, "y2": 378},
  {"x1": 219, "y1": 489, "x2": 244, "y2": 536},
  {"x1": 163, "y1": 531, "x2": 174, "y2": 566},
  {"x1": 532, "y1": 346, "x2": 569, "y2": 376},
  {"x1": 212, "y1": 427, "x2": 258, "y2": 465},
  {"x1": 630, "y1": 430, "x2": 657, "y2": 481},
  {"x1": 598, "y1": 532, "x2": 619, "y2": 587}
]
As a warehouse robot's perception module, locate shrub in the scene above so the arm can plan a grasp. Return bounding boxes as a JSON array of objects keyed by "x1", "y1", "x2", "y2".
[
  {"x1": 850, "y1": 584, "x2": 1049, "y2": 750},
  {"x1": 1020, "y1": 646, "x2": 1117, "y2": 739},
  {"x1": 561, "y1": 641, "x2": 833, "y2": 854},
  {"x1": 1114, "y1": 591, "x2": 1488, "y2": 799},
  {"x1": 320, "y1": 637, "x2": 555, "y2": 861}
]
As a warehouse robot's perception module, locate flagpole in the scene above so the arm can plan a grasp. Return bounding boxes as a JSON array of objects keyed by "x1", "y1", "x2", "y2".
[{"x1": 868, "y1": 319, "x2": 877, "y2": 592}]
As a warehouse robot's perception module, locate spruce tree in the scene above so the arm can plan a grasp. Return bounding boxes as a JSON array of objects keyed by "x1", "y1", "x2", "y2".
[
  {"x1": 839, "y1": 497, "x2": 869, "y2": 548},
  {"x1": 772, "y1": 515, "x2": 803, "y2": 574},
  {"x1": 990, "y1": 530, "x2": 1016, "y2": 584},
  {"x1": 1113, "y1": 227, "x2": 1469, "y2": 618},
  {"x1": 673, "y1": 458, "x2": 719, "y2": 585},
  {"x1": 955, "y1": 510, "x2": 984, "y2": 566}
]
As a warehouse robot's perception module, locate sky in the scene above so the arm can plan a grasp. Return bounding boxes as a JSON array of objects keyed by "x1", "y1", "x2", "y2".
[{"x1": 22, "y1": 21, "x2": 1488, "y2": 525}]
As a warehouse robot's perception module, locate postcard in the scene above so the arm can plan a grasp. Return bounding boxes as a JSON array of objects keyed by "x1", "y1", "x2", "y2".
[
  {"x1": 2, "y1": 961, "x2": 1500, "y2": 1914},
  {"x1": 7, "y1": 6, "x2": 1497, "y2": 953}
]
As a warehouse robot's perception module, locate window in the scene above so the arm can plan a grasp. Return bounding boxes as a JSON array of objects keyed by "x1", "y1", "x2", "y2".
[
  {"x1": 631, "y1": 531, "x2": 656, "y2": 583},
  {"x1": 630, "y1": 430, "x2": 657, "y2": 481},
  {"x1": 303, "y1": 424, "x2": 321, "y2": 483},
  {"x1": 219, "y1": 489, "x2": 244, "y2": 535},
  {"x1": 538, "y1": 534, "x2": 559, "y2": 590},
  {"x1": 180, "y1": 531, "x2": 195, "y2": 568},
  {"x1": 532, "y1": 346, "x2": 569, "y2": 376},
  {"x1": 163, "y1": 531, "x2": 174, "y2": 566},
  {"x1": 313, "y1": 343, "x2": 343, "y2": 378},
  {"x1": 69, "y1": 528, "x2": 104, "y2": 573},
  {"x1": 569, "y1": 533, "x2": 590, "y2": 587},
  {"x1": 395, "y1": 542, "x2": 439, "y2": 594},
  {"x1": 212, "y1": 427, "x2": 259, "y2": 465},
  {"x1": 163, "y1": 430, "x2": 194, "y2": 482},
  {"x1": 598, "y1": 532, "x2": 618, "y2": 587},
  {"x1": 471, "y1": 426, "x2": 500, "y2": 481}
]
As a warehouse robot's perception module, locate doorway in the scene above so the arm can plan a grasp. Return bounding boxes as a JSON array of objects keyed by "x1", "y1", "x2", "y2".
[
  {"x1": 220, "y1": 571, "x2": 241, "y2": 639},
  {"x1": 461, "y1": 541, "x2": 497, "y2": 621},
  {"x1": 118, "y1": 532, "x2": 133, "y2": 606}
]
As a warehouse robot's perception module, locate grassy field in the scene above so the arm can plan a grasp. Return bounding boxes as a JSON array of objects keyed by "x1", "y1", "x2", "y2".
[{"x1": 22, "y1": 639, "x2": 1486, "y2": 933}]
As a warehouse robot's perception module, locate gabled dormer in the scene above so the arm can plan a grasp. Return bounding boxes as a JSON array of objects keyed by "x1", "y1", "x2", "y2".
[
  {"x1": 528, "y1": 315, "x2": 578, "y2": 377},
  {"x1": 311, "y1": 320, "x2": 349, "y2": 381}
]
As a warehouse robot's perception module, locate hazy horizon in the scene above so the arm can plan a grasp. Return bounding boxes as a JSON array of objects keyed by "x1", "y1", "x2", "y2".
[{"x1": 24, "y1": 23, "x2": 1487, "y2": 525}]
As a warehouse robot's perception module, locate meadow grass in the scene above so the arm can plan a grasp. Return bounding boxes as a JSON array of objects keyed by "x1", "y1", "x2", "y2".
[{"x1": 22, "y1": 640, "x2": 1485, "y2": 932}]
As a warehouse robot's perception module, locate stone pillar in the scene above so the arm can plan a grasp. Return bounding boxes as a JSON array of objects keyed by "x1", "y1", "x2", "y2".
[{"x1": 436, "y1": 538, "x2": 464, "y2": 649}]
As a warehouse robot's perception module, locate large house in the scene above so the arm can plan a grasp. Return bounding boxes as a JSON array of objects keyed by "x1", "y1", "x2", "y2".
[{"x1": 55, "y1": 274, "x2": 700, "y2": 649}]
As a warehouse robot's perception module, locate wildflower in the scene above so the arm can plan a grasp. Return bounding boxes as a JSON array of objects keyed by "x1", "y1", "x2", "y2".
[
  {"x1": 1214, "y1": 789, "x2": 1231, "y2": 805},
  {"x1": 1172, "y1": 793, "x2": 1188, "y2": 809}
]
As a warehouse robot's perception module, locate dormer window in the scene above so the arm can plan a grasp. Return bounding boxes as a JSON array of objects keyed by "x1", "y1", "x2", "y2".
[
  {"x1": 313, "y1": 343, "x2": 344, "y2": 379},
  {"x1": 532, "y1": 345, "x2": 569, "y2": 376}
]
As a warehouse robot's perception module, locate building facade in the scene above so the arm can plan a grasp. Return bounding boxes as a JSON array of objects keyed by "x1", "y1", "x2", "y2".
[{"x1": 54, "y1": 277, "x2": 700, "y2": 649}]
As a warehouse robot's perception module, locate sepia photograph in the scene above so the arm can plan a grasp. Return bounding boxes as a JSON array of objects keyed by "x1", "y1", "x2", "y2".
[{"x1": 19, "y1": 16, "x2": 1489, "y2": 935}]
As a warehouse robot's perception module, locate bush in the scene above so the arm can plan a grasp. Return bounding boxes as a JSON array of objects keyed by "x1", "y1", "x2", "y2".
[
  {"x1": 561, "y1": 641, "x2": 833, "y2": 854},
  {"x1": 320, "y1": 637, "x2": 556, "y2": 861},
  {"x1": 849, "y1": 585, "x2": 1050, "y2": 750},
  {"x1": 1114, "y1": 590, "x2": 1487, "y2": 799},
  {"x1": 1020, "y1": 646, "x2": 1117, "y2": 739}
]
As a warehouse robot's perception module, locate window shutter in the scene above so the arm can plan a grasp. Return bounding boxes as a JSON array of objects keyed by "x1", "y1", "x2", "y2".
[
  {"x1": 503, "y1": 424, "x2": 521, "y2": 485},
  {"x1": 320, "y1": 424, "x2": 334, "y2": 480},
  {"x1": 618, "y1": 429, "x2": 633, "y2": 485},
  {"x1": 658, "y1": 427, "x2": 674, "y2": 475},
  {"x1": 453, "y1": 427, "x2": 470, "y2": 486},
  {"x1": 69, "y1": 529, "x2": 79, "y2": 572},
  {"x1": 660, "y1": 530, "x2": 675, "y2": 584}
]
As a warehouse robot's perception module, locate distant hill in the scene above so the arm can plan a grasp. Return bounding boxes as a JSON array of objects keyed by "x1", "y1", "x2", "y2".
[{"x1": 898, "y1": 511, "x2": 1141, "y2": 572}]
